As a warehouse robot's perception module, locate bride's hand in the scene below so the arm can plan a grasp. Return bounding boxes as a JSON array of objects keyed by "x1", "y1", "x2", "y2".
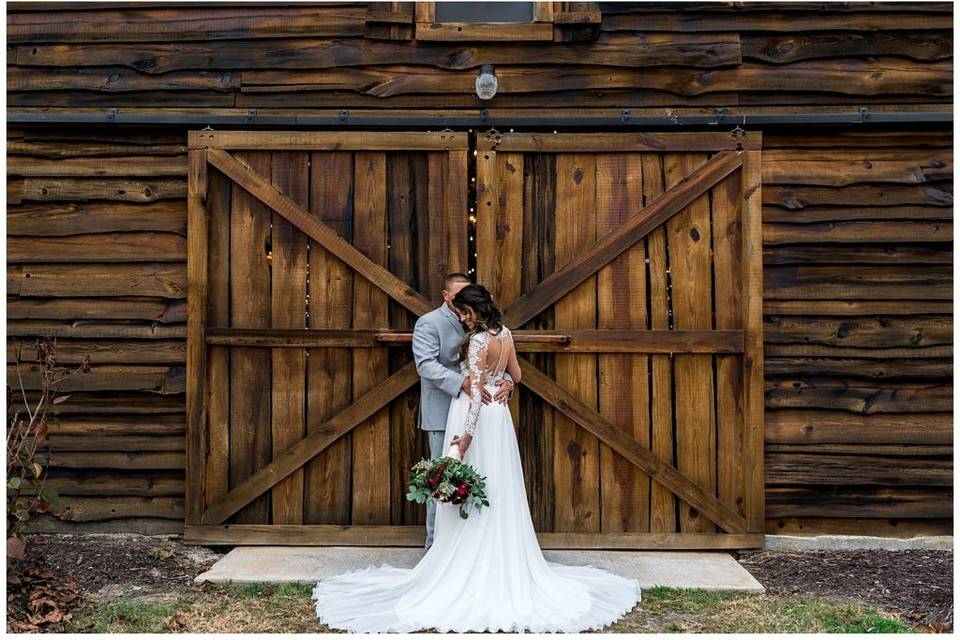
[{"x1": 450, "y1": 434, "x2": 472, "y2": 457}]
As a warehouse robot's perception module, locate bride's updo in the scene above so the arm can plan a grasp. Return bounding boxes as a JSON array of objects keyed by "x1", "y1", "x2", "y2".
[{"x1": 452, "y1": 284, "x2": 503, "y2": 365}]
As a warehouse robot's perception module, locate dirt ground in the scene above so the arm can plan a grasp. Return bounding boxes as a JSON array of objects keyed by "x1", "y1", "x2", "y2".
[
  {"x1": 739, "y1": 547, "x2": 954, "y2": 632},
  {"x1": 14, "y1": 533, "x2": 954, "y2": 633}
]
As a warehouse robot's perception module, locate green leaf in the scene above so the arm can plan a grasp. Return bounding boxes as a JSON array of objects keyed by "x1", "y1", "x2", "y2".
[{"x1": 7, "y1": 477, "x2": 22, "y2": 490}]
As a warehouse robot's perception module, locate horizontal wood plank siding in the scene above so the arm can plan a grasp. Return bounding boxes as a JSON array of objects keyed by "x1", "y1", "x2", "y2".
[
  {"x1": 5, "y1": 0, "x2": 953, "y2": 538},
  {"x1": 6, "y1": 2, "x2": 952, "y2": 111}
]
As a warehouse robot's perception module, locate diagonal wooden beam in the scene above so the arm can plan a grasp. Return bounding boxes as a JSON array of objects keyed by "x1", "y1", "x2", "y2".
[
  {"x1": 206, "y1": 148, "x2": 433, "y2": 318},
  {"x1": 503, "y1": 150, "x2": 743, "y2": 328},
  {"x1": 517, "y1": 355, "x2": 748, "y2": 533},
  {"x1": 201, "y1": 362, "x2": 419, "y2": 525}
]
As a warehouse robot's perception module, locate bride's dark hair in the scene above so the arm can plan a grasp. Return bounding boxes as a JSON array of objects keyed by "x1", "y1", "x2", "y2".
[{"x1": 452, "y1": 284, "x2": 503, "y2": 364}]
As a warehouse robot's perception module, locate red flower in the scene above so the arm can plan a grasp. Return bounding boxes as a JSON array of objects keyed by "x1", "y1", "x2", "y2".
[{"x1": 456, "y1": 483, "x2": 469, "y2": 497}]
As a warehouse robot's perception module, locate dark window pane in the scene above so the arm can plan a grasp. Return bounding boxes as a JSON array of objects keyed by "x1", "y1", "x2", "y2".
[{"x1": 435, "y1": 1, "x2": 534, "y2": 23}]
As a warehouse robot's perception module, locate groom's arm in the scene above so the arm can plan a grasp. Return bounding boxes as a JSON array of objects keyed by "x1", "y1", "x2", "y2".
[
  {"x1": 501, "y1": 371, "x2": 514, "y2": 400},
  {"x1": 412, "y1": 315, "x2": 467, "y2": 399}
]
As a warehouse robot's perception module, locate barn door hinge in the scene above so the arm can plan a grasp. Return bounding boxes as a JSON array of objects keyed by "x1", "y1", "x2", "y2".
[
  {"x1": 621, "y1": 109, "x2": 631, "y2": 123},
  {"x1": 106, "y1": 108, "x2": 119, "y2": 123},
  {"x1": 858, "y1": 106, "x2": 871, "y2": 122},
  {"x1": 246, "y1": 109, "x2": 257, "y2": 124},
  {"x1": 339, "y1": 109, "x2": 350, "y2": 122}
]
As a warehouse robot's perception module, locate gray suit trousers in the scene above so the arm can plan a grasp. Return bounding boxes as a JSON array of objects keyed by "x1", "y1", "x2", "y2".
[{"x1": 424, "y1": 430, "x2": 446, "y2": 549}]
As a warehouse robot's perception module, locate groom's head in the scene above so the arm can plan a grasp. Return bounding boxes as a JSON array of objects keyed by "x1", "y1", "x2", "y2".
[{"x1": 441, "y1": 272, "x2": 471, "y2": 311}]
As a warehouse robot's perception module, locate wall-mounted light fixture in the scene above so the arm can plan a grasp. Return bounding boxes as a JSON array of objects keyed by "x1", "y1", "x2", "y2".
[{"x1": 475, "y1": 64, "x2": 498, "y2": 100}]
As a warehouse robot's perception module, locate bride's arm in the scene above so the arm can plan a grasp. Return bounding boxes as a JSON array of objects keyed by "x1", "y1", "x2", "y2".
[
  {"x1": 462, "y1": 334, "x2": 489, "y2": 438},
  {"x1": 505, "y1": 335, "x2": 521, "y2": 384}
]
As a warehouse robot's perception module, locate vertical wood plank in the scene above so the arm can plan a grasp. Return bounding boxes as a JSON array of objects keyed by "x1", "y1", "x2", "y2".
[
  {"x1": 446, "y1": 148, "x2": 469, "y2": 277},
  {"x1": 597, "y1": 153, "x2": 650, "y2": 533},
  {"x1": 425, "y1": 149, "x2": 468, "y2": 302},
  {"x1": 553, "y1": 153, "x2": 600, "y2": 533},
  {"x1": 477, "y1": 149, "x2": 524, "y2": 426},
  {"x1": 741, "y1": 149, "x2": 766, "y2": 533},
  {"x1": 228, "y1": 151, "x2": 272, "y2": 524},
  {"x1": 304, "y1": 151, "x2": 354, "y2": 525},
  {"x1": 204, "y1": 165, "x2": 230, "y2": 510},
  {"x1": 519, "y1": 152, "x2": 556, "y2": 532},
  {"x1": 479, "y1": 151, "x2": 524, "y2": 306},
  {"x1": 426, "y1": 152, "x2": 449, "y2": 304},
  {"x1": 352, "y1": 151, "x2": 391, "y2": 525},
  {"x1": 666, "y1": 152, "x2": 717, "y2": 534},
  {"x1": 644, "y1": 153, "x2": 677, "y2": 533},
  {"x1": 185, "y1": 149, "x2": 207, "y2": 525},
  {"x1": 270, "y1": 151, "x2": 308, "y2": 525},
  {"x1": 712, "y1": 169, "x2": 747, "y2": 525},
  {"x1": 388, "y1": 152, "x2": 423, "y2": 526},
  {"x1": 476, "y1": 148, "x2": 498, "y2": 291}
]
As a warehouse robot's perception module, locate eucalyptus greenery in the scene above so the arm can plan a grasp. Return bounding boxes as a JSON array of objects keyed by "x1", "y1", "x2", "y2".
[{"x1": 406, "y1": 440, "x2": 490, "y2": 519}]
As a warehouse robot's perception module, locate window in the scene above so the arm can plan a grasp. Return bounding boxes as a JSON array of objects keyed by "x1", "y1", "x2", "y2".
[
  {"x1": 416, "y1": 1, "x2": 554, "y2": 41},
  {"x1": 435, "y1": 2, "x2": 534, "y2": 23}
]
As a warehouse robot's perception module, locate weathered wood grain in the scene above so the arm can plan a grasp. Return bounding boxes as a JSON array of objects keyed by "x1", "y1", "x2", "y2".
[
  {"x1": 269, "y1": 151, "x2": 309, "y2": 525},
  {"x1": 8, "y1": 263, "x2": 186, "y2": 298},
  {"x1": 8, "y1": 233, "x2": 186, "y2": 262},
  {"x1": 766, "y1": 453, "x2": 952, "y2": 486},
  {"x1": 766, "y1": 486, "x2": 952, "y2": 519},
  {"x1": 6, "y1": 298, "x2": 185, "y2": 322},
  {"x1": 766, "y1": 410, "x2": 953, "y2": 445},
  {"x1": 597, "y1": 152, "x2": 649, "y2": 533},
  {"x1": 227, "y1": 151, "x2": 272, "y2": 524},
  {"x1": 553, "y1": 153, "x2": 600, "y2": 533},
  {"x1": 7, "y1": 201, "x2": 186, "y2": 236},
  {"x1": 351, "y1": 151, "x2": 391, "y2": 526},
  {"x1": 765, "y1": 377, "x2": 952, "y2": 413},
  {"x1": 666, "y1": 152, "x2": 717, "y2": 534},
  {"x1": 304, "y1": 151, "x2": 354, "y2": 525},
  {"x1": 7, "y1": 5, "x2": 368, "y2": 42},
  {"x1": 764, "y1": 265, "x2": 952, "y2": 299},
  {"x1": 15, "y1": 32, "x2": 741, "y2": 72}
]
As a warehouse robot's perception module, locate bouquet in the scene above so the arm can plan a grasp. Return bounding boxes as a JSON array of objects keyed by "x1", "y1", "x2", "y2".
[{"x1": 405, "y1": 435, "x2": 490, "y2": 519}]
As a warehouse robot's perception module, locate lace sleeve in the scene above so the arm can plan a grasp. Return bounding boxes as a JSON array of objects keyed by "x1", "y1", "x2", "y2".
[{"x1": 463, "y1": 332, "x2": 489, "y2": 437}]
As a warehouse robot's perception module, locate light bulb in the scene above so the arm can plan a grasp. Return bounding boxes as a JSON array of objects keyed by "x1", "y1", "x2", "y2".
[{"x1": 475, "y1": 64, "x2": 498, "y2": 100}]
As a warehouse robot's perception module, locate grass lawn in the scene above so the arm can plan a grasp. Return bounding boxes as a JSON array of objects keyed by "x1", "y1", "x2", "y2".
[{"x1": 67, "y1": 582, "x2": 914, "y2": 634}]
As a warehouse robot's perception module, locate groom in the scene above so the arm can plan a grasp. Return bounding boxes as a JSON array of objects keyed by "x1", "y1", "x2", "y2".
[{"x1": 412, "y1": 272, "x2": 513, "y2": 550}]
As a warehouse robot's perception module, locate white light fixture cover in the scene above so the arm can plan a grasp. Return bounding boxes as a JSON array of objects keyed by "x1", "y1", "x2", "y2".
[{"x1": 475, "y1": 64, "x2": 498, "y2": 100}]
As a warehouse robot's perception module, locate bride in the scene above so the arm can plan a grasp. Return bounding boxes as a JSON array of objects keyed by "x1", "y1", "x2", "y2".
[{"x1": 312, "y1": 284, "x2": 642, "y2": 633}]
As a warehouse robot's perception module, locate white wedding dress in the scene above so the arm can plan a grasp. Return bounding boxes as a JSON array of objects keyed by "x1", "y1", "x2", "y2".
[{"x1": 312, "y1": 325, "x2": 642, "y2": 633}]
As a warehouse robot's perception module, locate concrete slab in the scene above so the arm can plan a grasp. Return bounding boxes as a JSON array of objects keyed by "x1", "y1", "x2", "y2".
[
  {"x1": 765, "y1": 534, "x2": 953, "y2": 552},
  {"x1": 194, "y1": 546, "x2": 765, "y2": 593}
]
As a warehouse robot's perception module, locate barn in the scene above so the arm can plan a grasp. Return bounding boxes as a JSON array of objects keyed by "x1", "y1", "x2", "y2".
[{"x1": 6, "y1": 1, "x2": 952, "y2": 549}]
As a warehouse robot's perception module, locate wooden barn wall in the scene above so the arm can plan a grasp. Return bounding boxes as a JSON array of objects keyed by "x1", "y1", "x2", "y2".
[
  {"x1": 5, "y1": 1, "x2": 952, "y2": 112},
  {"x1": 8, "y1": 125, "x2": 952, "y2": 538},
  {"x1": 5, "y1": 1, "x2": 953, "y2": 538}
]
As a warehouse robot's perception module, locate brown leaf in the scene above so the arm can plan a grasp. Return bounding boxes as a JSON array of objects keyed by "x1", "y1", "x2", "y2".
[{"x1": 8, "y1": 537, "x2": 27, "y2": 561}]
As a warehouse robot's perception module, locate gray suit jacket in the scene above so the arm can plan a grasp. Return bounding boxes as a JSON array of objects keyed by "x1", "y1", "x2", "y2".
[{"x1": 412, "y1": 303, "x2": 512, "y2": 431}]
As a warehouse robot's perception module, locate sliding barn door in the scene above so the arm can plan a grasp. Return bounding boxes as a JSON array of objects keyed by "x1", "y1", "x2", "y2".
[
  {"x1": 184, "y1": 131, "x2": 467, "y2": 545},
  {"x1": 475, "y1": 131, "x2": 765, "y2": 548}
]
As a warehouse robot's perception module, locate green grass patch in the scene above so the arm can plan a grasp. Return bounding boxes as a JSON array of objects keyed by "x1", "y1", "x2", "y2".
[
  {"x1": 70, "y1": 596, "x2": 186, "y2": 633},
  {"x1": 607, "y1": 588, "x2": 912, "y2": 634},
  {"x1": 67, "y1": 583, "x2": 915, "y2": 634}
]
